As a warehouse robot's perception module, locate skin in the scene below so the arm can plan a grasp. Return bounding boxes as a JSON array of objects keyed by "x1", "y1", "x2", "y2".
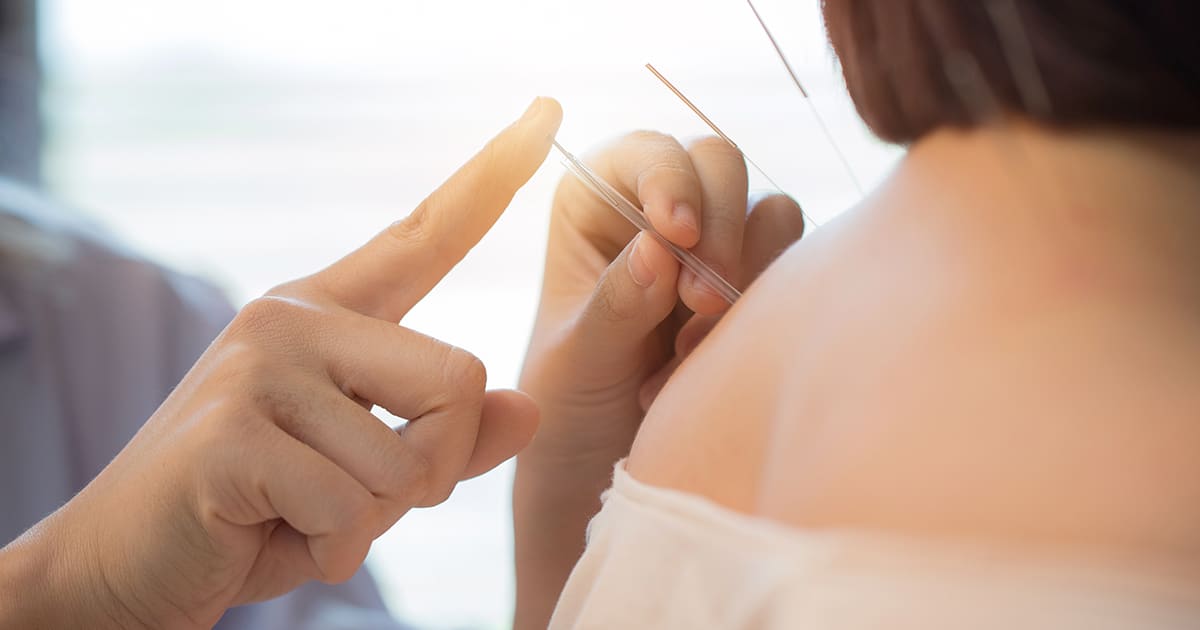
[
  {"x1": 0, "y1": 97, "x2": 563, "y2": 630},
  {"x1": 516, "y1": 121, "x2": 1200, "y2": 627},
  {"x1": 630, "y1": 123, "x2": 1200, "y2": 552},
  {"x1": 1, "y1": 95, "x2": 1194, "y2": 629},
  {"x1": 515, "y1": 133, "x2": 806, "y2": 628}
]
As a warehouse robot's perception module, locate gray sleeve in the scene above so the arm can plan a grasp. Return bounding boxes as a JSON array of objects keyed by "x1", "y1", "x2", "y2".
[
  {"x1": 159, "y1": 268, "x2": 237, "y2": 380},
  {"x1": 0, "y1": 190, "x2": 413, "y2": 630},
  {"x1": 220, "y1": 571, "x2": 415, "y2": 630}
]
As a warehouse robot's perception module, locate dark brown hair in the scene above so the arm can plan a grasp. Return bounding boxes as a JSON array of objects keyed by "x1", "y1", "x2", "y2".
[{"x1": 822, "y1": 0, "x2": 1200, "y2": 144}]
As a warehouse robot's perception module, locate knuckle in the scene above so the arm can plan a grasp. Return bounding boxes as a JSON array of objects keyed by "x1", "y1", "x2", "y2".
[
  {"x1": 401, "y1": 442, "x2": 435, "y2": 505},
  {"x1": 685, "y1": 134, "x2": 738, "y2": 159},
  {"x1": 751, "y1": 193, "x2": 802, "y2": 217},
  {"x1": 749, "y1": 193, "x2": 807, "y2": 235},
  {"x1": 639, "y1": 160, "x2": 695, "y2": 183},
  {"x1": 398, "y1": 437, "x2": 455, "y2": 509},
  {"x1": 621, "y1": 132, "x2": 692, "y2": 174},
  {"x1": 252, "y1": 385, "x2": 313, "y2": 435},
  {"x1": 622, "y1": 129, "x2": 675, "y2": 149},
  {"x1": 440, "y1": 345, "x2": 487, "y2": 394},
  {"x1": 706, "y1": 208, "x2": 746, "y2": 238},
  {"x1": 210, "y1": 342, "x2": 276, "y2": 392},
  {"x1": 586, "y1": 274, "x2": 640, "y2": 325},
  {"x1": 386, "y1": 206, "x2": 434, "y2": 248},
  {"x1": 685, "y1": 135, "x2": 747, "y2": 180},
  {"x1": 231, "y1": 296, "x2": 310, "y2": 341},
  {"x1": 204, "y1": 339, "x2": 320, "y2": 438},
  {"x1": 636, "y1": 163, "x2": 699, "y2": 205},
  {"x1": 388, "y1": 202, "x2": 451, "y2": 267},
  {"x1": 410, "y1": 456, "x2": 457, "y2": 507},
  {"x1": 263, "y1": 278, "x2": 302, "y2": 299}
]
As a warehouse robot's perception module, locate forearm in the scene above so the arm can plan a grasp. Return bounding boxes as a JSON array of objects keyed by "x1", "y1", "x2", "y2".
[
  {"x1": 0, "y1": 512, "x2": 145, "y2": 630},
  {"x1": 0, "y1": 534, "x2": 52, "y2": 629},
  {"x1": 512, "y1": 432, "x2": 628, "y2": 630},
  {"x1": 511, "y1": 302, "x2": 655, "y2": 627}
]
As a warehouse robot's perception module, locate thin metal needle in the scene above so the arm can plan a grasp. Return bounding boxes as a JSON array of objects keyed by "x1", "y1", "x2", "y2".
[
  {"x1": 981, "y1": 0, "x2": 1071, "y2": 210},
  {"x1": 553, "y1": 139, "x2": 743, "y2": 304},
  {"x1": 644, "y1": 62, "x2": 805, "y2": 225},
  {"x1": 985, "y1": 0, "x2": 1053, "y2": 118},
  {"x1": 646, "y1": 63, "x2": 740, "y2": 150},
  {"x1": 916, "y1": 0, "x2": 1071, "y2": 214},
  {"x1": 743, "y1": 0, "x2": 807, "y2": 98},
  {"x1": 645, "y1": 63, "x2": 814, "y2": 227},
  {"x1": 744, "y1": 0, "x2": 864, "y2": 194}
]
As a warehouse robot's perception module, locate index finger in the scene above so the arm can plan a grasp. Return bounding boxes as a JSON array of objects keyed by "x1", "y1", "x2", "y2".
[
  {"x1": 585, "y1": 131, "x2": 705, "y2": 250},
  {"x1": 311, "y1": 97, "x2": 563, "y2": 322}
]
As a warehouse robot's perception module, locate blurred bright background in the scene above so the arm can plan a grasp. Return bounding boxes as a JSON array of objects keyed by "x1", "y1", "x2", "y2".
[{"x1": 32, "y1": 0, "x2": 902, "y2": 627}]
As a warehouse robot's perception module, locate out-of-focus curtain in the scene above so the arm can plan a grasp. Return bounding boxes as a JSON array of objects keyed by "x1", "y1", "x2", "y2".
[{"x1": 0, "y1": 0, "x2": 41, "y2": 186}]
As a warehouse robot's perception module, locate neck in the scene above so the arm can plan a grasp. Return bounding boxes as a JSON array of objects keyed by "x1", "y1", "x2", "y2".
[
  {"x1": 909, "y1": 119, "x2": 1200, "y2": 214},
  {"x1": 886, "y1": 121, "x2": 1200, "y2": 303}
]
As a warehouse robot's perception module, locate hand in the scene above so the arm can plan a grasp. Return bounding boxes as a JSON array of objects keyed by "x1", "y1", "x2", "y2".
[
  {"x1": 0, "y1": 98, "x2": 562, "y2": 630},
  {"x1": 512, "y1": 132, "x2": 805, "y2": 629},
  {"x1": 520, "y1": 132, "x2": 806, "y2": 465}
]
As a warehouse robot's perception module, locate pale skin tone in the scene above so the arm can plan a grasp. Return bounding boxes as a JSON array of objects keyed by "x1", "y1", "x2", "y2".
[
  {"x1": 629, "y1": 122, "x2": 1200, "y2": 540},
  {"x1": 0, "y1": 98, "x2": 1196, "y2": 629},
  {"x1": 515, "y1": 132, "x2": 806, "y2": 626},
  {"x1": 0, "y1": 97, "x2": 563, "y2": 629},
  {"x1": 514, "y1": 122, "x2": 1200, "y2": 627}
]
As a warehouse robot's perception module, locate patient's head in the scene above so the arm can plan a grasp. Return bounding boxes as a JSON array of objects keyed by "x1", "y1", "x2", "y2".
[{"x1": 822, "y1": 0, "x2": 1200, "y2": 143}]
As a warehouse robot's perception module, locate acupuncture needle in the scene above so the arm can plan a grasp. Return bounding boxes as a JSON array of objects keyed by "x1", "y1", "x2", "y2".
[
  {"x1": 644, "y1": 63, "x2": 814, "y2": 229},
  {"x1": 744, "y1": 0, "x2": 864, "y2": 195},
  {"x1": 553, "y1": 139, "x2": 742, "y2": 305},
  {"x1": 917, "y1": 0, "x2": 1070, "y2": 212}
]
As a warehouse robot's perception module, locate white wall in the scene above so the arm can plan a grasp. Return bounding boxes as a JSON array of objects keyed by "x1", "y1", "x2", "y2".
[{"x1": 39, "y1": 1, "x2": 901, "y2": 626}]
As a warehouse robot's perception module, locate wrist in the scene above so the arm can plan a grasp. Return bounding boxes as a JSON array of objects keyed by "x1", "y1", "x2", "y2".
[
  {"x1": 519, "y1": 387, "x2": 642, "y2": 453},
  {"x1": 0, "y1": 532, "x2": 45, "y2": 628},
  {"x1": 0, "y1": 509, "x2": 149, "y2": 630},
  {"x1": 513, "y1": 449, "x2": 614, "y2": 630}
]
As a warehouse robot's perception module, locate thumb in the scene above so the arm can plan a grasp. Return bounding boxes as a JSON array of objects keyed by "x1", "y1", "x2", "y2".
[
  {"x1": 571, "y1": 232, "x2": 681, "y2": 363},
  {"x1": 460, "y1": 389, "x2": 540, "y2": 479}
]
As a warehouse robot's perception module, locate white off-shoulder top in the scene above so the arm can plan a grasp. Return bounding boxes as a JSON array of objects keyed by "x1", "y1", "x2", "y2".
[{"x1": 549, "y1": 463, "x2": 1200, "y2": 629}]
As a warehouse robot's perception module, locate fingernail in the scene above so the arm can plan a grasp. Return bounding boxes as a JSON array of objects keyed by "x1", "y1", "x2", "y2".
[
  {"x1": 520, "y1": 97, "x2": 545, "y2": 123},
  {"x1": 672, "y1": 203, "x2": 699, "y2": 235},
  {"x1": 628, "y1": 234, "x2": 658, "y2": 288}
]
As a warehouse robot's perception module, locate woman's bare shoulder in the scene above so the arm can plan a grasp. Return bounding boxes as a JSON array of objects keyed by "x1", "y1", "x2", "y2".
[
  {"x1": 623, "y1": 198, "x2": 1007, "y2": 497},
  {"x1": 628, "y1": 196, "x2": 1200, "y2": 556},
  {"x1": 624, "y1": 206, "x2": 899, "y2": 512}
]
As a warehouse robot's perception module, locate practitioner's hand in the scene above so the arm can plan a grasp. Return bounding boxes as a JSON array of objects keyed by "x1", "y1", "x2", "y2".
[
  {"x1": 0, "y1": 98, "x2": 561, "y2": 630},
  {"x1": 513, "y1": 132, "x2": 804, "y2": 629},
  {"x1": 520, "y1": 132, "x2": 805, "y2": 463}
]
